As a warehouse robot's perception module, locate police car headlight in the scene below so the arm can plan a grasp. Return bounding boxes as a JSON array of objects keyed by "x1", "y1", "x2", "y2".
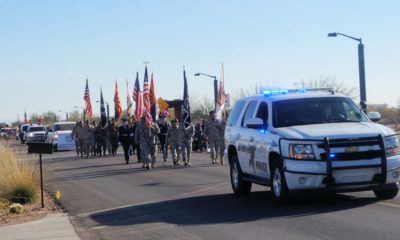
[
  {"x1": 28, "y1": 133, "x2": 34, "y2": 137},
  {"x1": 53, "y1": 134, "x2": 58, "y2": 139},
  {"x1": 289, "y1": 144, "x2": 316, "y2": 160},
  {"x1": 384, "y1": 136, "x2": 399, "y2": 157}
]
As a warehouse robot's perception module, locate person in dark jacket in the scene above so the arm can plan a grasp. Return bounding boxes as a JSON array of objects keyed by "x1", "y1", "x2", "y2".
[{"x1": 119, "y1": 118, "x2": 131, "y2": 164}]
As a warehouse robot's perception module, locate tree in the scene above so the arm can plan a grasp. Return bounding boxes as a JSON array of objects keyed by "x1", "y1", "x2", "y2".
[
  {"x1": 43, "y1": 111, "x2": 59, "y2": 124},
  {"x1": 69, "y1": 110, "x2": 82, "y2": 122},
  {"x1": 309, "y1": 77, "x2": 358, "y2": 100}
]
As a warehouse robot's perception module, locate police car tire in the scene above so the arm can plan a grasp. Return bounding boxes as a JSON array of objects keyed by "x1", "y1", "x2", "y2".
[
  {"x1": 373, "y1": 184, "x2": 399, "y2": 200},
  {"x1": 271, "y1": 159, "x2": 290, "y2": 204},
  {"x1": 230, "y1": 155, "x2": 252, "y2": 196}
]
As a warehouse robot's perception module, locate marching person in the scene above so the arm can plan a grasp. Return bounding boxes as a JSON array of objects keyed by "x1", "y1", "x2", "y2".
[
  {"x1": 180, "y1": 121, "x2": 194, "y2": 167},
  {"x1": 157, "y1": 111, "x2": 171, "y2": 162},
  {"x1": 89, "y1": 121, "x2": 97, "y2": 156},
  {"x1": 166, "y1": 119, "x2": 181, "y2": 165},
  {"x1": 217, "y1": 114, "x2": 226, "y2": 165},
  {"x1": 94, "y1": 121, "x2": 106, "y2": 156},
  {"x1": 119, "y1": 118, "x2": 131, "y2": 164},
  {"x1": 106, "y1": 118, "x2": 119, "y2": 156},
  {"x1": 204, "y1": 110, "x2": 220, "y2": 164},
  {"x1": 149, "y1": 119, "x2": 160, "y2": 169},
  {"x1": 193, "y1": 123, "x2": 204, "y2": 152},
  {"x1": 82, "y1": 121, "x2": 92, "y2": 158},
  {"x1": 135, "y1": 114, "x2": 160, "y2": 170},
  {"x1": 71, "y1": 121, "x2": 82, "y2": 158},
  {"x1": 130, "y1": 117, "x2": 141, "y2": 163}
]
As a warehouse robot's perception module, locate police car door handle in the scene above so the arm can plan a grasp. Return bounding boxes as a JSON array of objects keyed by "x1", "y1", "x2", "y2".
[{"x1": 249, "y1": 136, "x2": 255, "y2": 142}]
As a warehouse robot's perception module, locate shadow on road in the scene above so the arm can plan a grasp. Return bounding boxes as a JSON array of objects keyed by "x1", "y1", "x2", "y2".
[
  {"x1": 89, "y1": 191, "x2": 378, "y2": 227},
  {"x1": 49, "y1": 163, "x2": 216, "y2": 183}
]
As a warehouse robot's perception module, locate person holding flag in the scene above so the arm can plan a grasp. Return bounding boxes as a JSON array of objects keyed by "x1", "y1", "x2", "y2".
[
  {"x1": 180, "y1": 68, "x2": 194, "y2": 166},
  {"x1": 216, "y1": 63, "x2": 226, "y2": 165}
]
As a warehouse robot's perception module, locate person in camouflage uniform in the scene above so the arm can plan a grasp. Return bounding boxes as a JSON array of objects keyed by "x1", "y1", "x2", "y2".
[
  {"x1": 71, "y1": 121, "x2": 82, "y2": 157},
  {"x1": 180, "y1": 121, "x2": 194, "y2": 167},
  {"x1": 81, "y1": 121, "x2": 92, "y2": 158},
  {"x1": 204, "y1": 110, "x2": 220, "y2": 164},
  {"x1": 166, "y1": 119, "x2": 181, "y2": 165},
  {"x1": 88, "y1": 121, "x2": 97, "y2": 156},
  {"x1": 94, "y1": 121, "x2": 106, "y2": 156},
  {"x1": 106, "y1": 118, "x2": 119, "y2": 156},
  {"x1": 135, "y1": 115, "x2": 160, "y2": 170},
  {"x1": 217, "y1": 116, "x2": 226, "y2": 165}
]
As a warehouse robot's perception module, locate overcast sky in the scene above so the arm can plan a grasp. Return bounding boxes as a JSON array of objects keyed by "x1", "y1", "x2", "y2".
[{"x1": 1, "y1": 0, "x2": 400, "y2": 123}]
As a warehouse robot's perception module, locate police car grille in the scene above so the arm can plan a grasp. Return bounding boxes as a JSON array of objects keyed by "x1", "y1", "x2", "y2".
[
  {"x1": 317, "y1": 137, "x2": 383, "y2": 161},
  {"x1": 320, "y1": 150, "x2": 381, "y2": 161}
]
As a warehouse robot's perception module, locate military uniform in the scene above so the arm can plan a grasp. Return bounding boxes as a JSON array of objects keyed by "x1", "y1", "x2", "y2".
[
  {"x1": 204, "y1": 118, "x2": 220, "y2": 164},
  {"x1": 135, "y1": 118, "x2": 160, "y2": 170},
  {"x1": 157, "y1": 118, "x2": 171, "y2": 161},
  {"x1": 217, "y1": 120, "x2": 226, "y2": 165},
  {"x1": 106, "y1": 122, "x2": 119, "y2": 156},
  {"x1": 130, "y1": 121, "x2": 141, "y2": 162},
  {"x1": 94, "y1": 125, "x2": 106, "y2": 156},
  {"x1": 88, "y1": 125, "x2": 96, "y2": 156},
  {"x1": 166, "y1": 120, "x2": 181, "y2": 165},
  {"x1": 71, "y1": 123, "x2": 81, "y2": 157},
  {"x1": 119, "y1": 121, "x2": 131, "y2": 164},
  {"x1": 82, "y1": 125, "x2": 91, "y2": 158},
  {"x1": 180, "y1": 122, "x2": 194, "y2": 166}
]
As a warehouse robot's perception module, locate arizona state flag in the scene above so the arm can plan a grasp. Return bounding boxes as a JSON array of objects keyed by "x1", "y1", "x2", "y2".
[
  {"x1": 149, "y1": 73, "x2": 159, "y2": 121},
  {"x1": 114, "y1": 80, "x2": 123, "y2": 121}
]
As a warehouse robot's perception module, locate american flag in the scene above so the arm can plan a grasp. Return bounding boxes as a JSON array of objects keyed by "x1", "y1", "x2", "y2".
[
  {"x1": 142, "y1": 66, "x2": 152, "y2": 128},
  {"x1": 114, "y1": 80, "x2": 123, "y2": 121},
  {"x1": 182, "y1": 69, "x2": 191, "y2": 126},
  {"x1": 133, "y1": 72, "x2": 143, "y2": 119},
  {"x1": 84, "y1": 78, "x2": 93, "y2": 119},
  {"x1": 23, "y1": 111, "x2": 29, "y2": 124},
  {"x1": 216, "y1": 63, "x2": 225, "y2": 120},
  {"x1": 39, "y1": 115, "x2": 45, "y2": 125}
]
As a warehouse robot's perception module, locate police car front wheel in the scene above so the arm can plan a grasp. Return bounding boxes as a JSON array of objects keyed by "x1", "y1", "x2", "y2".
[
  {"x1": 230, "y1": 155, "x2": 252, "y2": 196},
  {"x1": 271, "y1": 159, "x2": 290, "y2": 204}
]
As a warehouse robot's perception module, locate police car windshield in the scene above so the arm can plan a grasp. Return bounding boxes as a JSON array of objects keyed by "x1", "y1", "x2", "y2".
[
  {"x1": 273, "y1": 97, "x2": 367, "y2": 128},
  {"x1": 54, "y1": 124, "x2": 75, "y2": 131}
]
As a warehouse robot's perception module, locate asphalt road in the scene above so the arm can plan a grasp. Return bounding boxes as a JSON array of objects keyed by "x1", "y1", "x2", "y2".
[{"x1": 27, "y1": 144, "x2": 400, "y2": 240}]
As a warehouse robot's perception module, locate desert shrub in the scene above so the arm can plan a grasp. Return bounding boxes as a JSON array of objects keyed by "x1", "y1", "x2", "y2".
[{"x1": 0, "y1": 142, "x2": 39, "y2": 204}]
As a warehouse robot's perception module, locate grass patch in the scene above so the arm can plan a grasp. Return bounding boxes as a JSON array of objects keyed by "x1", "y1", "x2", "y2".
[{"x1": 0, "y1": 142, "x2": 40, "y2": 204}]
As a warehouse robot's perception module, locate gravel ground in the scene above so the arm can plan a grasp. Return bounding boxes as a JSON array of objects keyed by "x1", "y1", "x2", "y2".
[{"x1": 0, "y1": 192, "x2": 64, "y2": 226}]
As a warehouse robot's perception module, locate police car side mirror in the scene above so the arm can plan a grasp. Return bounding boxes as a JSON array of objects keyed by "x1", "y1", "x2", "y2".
[
  {"x1": 246, "y1": 118, "x2": 264, "y2": 129},
  {"x1": 368, "y1": 111, "x2": 381, "y2": 122}
]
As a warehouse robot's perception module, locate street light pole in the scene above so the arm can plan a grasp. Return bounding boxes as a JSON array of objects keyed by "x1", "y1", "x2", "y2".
[
  {"x1": 194, "y1": 72, "x2": 218, "y2": 112},
  {"x1": 328, "y1": 32, "x2": 367, "y2": 113},
  {"x1": 74, "y1": 106, "x2": 86, "y2": 123},
  {"x1": 58, "y1": 111, "x2": 69, "y2": 121}
]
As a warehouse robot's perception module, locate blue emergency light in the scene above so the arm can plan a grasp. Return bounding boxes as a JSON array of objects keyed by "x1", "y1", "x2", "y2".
[{"x1": 263, "y1": 89, "x2": 289, "y2": 96}]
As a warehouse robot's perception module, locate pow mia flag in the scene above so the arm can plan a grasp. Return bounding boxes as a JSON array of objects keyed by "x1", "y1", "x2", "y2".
[{"x1": 182, "y1": 68, "x2": 191, "y2": 127}]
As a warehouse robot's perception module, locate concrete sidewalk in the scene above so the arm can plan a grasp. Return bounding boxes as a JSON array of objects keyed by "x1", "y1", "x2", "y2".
[{"x1": 0, "y1": 213, "x2": 80, "y2": 240}]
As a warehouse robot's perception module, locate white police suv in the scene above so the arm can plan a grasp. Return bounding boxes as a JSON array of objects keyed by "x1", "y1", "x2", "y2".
[{"x1": 226, "y1": 88, "x2": 400, "y2": 204}]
